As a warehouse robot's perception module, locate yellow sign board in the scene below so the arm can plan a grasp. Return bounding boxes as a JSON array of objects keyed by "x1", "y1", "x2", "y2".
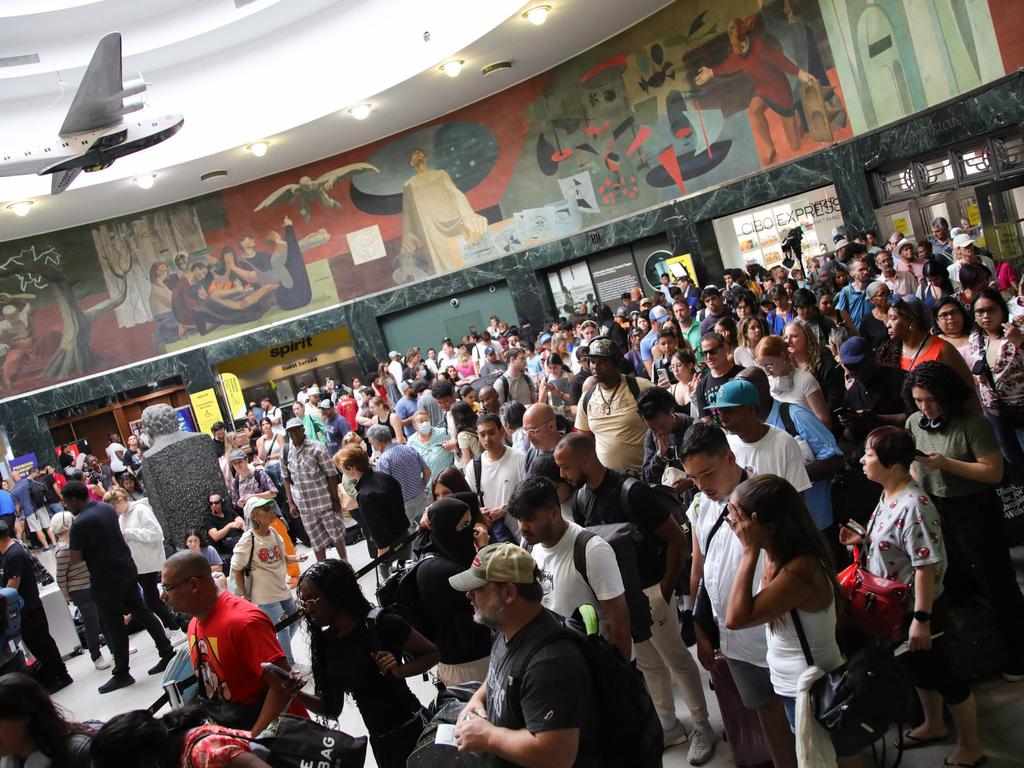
[
  {"x1": 966, "y1": 203, "x2": 981, "y2": 227},
  {"x1": 891, "y1": 216, "x2": 910, "y2": 237},
  {"x1": 665, "y1": 253, "x2": 699, "y2": 287},
  {"x1": 189, "y1": 389, "x2": 223, "y2": 436},
  {"x1": 217, "y1": 325, "x2": 353, "y2": 376},
  {"x1": 221, "y1": 373, "x2": 246, "y2": 420}
]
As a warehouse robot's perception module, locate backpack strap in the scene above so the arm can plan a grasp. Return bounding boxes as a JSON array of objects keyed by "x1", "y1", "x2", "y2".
[
  {"x1": 624, "y1": 374, "x2": 640, "y2": 403},
  {"x1": 572, "y1": 529, "x2": 597, "y2": 591},
  {"x1": 282, "y1": 439, "x2": 290, "y2": 470},
  {"x1": 473, "y1": 456, "x2": 485, "y2": 507},
  {"x1": 778, "y1": 402, "x2": 798, "y2": 438}
]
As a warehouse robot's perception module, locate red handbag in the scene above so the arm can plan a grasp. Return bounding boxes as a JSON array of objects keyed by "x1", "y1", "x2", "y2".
[{"x1": 837, "y1": 547, "x2": 911, "y2": 643}]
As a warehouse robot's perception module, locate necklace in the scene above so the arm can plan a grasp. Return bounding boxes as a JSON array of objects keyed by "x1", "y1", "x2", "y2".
[{"x1": 596, "y1": 379, "x2": 622, "y2": 415}]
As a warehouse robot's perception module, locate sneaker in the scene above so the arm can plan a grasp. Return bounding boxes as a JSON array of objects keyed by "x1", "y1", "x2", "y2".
[
  {"x1": 98, "y1": 674, "x2": 135, "y2": 694},
  {"x1": 687, "y1": 722, "x2": 718, "y2": 766},
  {"x1": 663, "y1": 719, "x2": 689, "y2": 750},
  {"x1": 93, "y1": 656, "x2": 112, "y2": 671},
  {"x1": 147, "y1": 652, "x2": 175, "y2": 675},
  {"x1": 1003, "y1": 669, "x2": 1024, "y2": 683}
]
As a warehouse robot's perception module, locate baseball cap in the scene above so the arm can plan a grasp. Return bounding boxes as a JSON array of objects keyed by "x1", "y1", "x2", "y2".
[
  {"x1": 243, "y1": 496, "x2": 277, "y2": 518},
  {"x1": 639, "y1": 297, "x2": 653, "y2": 308},
  {"x1": 713, "y1": 380, "x2": 760, "y2": 409},
  {"x1": 229, "y1": 449, "x2": 247, "y2": 463},
  {"x1": 833, "y1": 238, "x2": 850, "y2": 250},
  {"x1": 449, "y1": 543, "x2": 538, "y2": 591},
  {"x1": 587, "y1": 337, "x2": 618, "y2": 358},
  {"x1": 649, "y1": 305, "x2": 670, "y2": 322},
  {"x1": 839, "y1": 336, "x2": 873, "y2": 365},
  {"x1": 614, "y1": 306, "x2": 628, "y2": 319},
  {"x1": 952, "y1": 233, "x2": 975, "y2": 249},
  {"x1": 285, "y1": 417, "x2": 305, "y2": 431},
  {"x1": 484, "y1": 346, "x2": 495, "y2": 356},
  {"x1": 388, "y1": 350, "x2": 401, "y2": 358}
]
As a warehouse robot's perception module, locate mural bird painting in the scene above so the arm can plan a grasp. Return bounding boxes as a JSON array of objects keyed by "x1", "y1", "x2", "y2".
[{"x1": 254, "y1": 163, "x2": 379, "y2": 222}]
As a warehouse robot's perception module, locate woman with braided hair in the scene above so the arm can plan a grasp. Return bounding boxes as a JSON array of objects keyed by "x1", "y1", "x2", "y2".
[
  {"x1": 904, "y1": 362, "x2": 1024, "y2": 681},
  {"x1": 287, "y1": 559, "x2": 438, "y2": 768}
]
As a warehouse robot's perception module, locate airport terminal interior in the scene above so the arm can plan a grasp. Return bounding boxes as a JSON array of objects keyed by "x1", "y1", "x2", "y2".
[{"x1": 1, "y1": 1, "x2": 1024, "y2": 766}]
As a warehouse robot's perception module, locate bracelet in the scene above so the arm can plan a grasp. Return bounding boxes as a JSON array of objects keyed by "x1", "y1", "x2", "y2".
[{"x1": 912, "y1": 610, "x2": 931, "y2": 622}]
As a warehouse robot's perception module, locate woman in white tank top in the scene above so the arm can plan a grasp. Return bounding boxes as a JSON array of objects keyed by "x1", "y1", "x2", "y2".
[{"x1": 723, "y1": 475, "x2": 863, "y2": 767}]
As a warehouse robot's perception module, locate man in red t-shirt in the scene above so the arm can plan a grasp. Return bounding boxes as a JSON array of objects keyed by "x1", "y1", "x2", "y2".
[
  {"x1": 336, "y1": 393, "x2": 359, "y2": 433},
  {"x1": 161, "y1": 551, "x2": 306, "y2": 734}
]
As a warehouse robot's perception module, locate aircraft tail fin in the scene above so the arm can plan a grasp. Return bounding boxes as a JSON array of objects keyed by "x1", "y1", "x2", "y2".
[
  {"x1": 51, "y1": 168, "x2": 83, "y2": 195},
  {"x1": 59, "y1": 32, "x2": 124, "y2": 135}
]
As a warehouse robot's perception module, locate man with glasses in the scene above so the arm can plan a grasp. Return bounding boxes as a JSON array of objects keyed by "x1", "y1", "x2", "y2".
[
  {"x1": 695, "y1": 332, "x2": 743, "y2": 422},
  {"x1": 522, "y1": 403, "x2": 564, "y2": 475},
  {"x1": 204, "y1": 493, "x2": 244, "y2": 558},
  {"x1": 161, "y1": 551, "x2": 303, "y2": 735},
  {"x1": 65, "y1": 480, "x2": 175, "y2": 693}
]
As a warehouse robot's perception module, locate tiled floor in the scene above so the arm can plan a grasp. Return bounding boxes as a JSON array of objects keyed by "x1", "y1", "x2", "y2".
[{"x1": 42, "y1": 544, "x2": 1024, "y2": 767}]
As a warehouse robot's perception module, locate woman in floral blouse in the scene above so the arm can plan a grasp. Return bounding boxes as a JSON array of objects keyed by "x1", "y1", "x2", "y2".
[
  {"x1": 966, "y1": 288, "x2": 1024, "y2": 470},
  {"x1": 849, "y1": 426, "x2": 982, "y2": 768}
]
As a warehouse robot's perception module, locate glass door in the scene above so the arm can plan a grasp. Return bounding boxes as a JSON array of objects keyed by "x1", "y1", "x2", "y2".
[{"x1": 976, "y1": 175, "x2": 1024, "y2": 264}]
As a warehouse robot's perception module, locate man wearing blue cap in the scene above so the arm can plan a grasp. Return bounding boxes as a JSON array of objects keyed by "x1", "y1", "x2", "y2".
[
  {"x1": 712, "y1": 380, "x2": 811, "y2": 499},
  {"x1": 837, "y1": 337, "x2": 909, "y2": 442},
  {"x1": 640, "y1": 305, "x2": 670, "y2": 378}
]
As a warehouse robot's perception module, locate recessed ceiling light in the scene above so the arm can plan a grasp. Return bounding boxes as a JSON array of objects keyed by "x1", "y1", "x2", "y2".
[
  {"x1": 482, "y1": 61, "x2": 513, "y2": 77},
  {"x1": 348, "y1": 103, "x2": 372, "y2": 120},
  {"x1": 133, "y1": 174, "x2": 156, "y2": 190},
  {"x1": 440, "y1": 59, "x2": 464, "y2": 78},
  {"x1": 7, "y1": 201, "x2": 32, "y2": 217},
  {"x1": 201, "y1": 170, "x2": 229, "y2": 182},
  {"x1": 523, "y1": 5, "x2": 551, "y2": 25},
  {"x1": 247, "y1": 141, "x2": 269, "y2": 157}
]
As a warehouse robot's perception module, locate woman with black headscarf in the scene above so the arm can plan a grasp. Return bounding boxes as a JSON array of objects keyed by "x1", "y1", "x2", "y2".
[{"x1": 415, "y1": 497, "x2": 493, "y2": 686}]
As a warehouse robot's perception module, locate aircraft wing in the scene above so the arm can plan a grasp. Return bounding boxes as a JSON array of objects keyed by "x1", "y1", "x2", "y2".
[
  {"x1": 59, "y1": 32, "x2": 124, "y2": 135},
  {"x1": 51, "y1": 168, "x2": 83, "y2": 195}
]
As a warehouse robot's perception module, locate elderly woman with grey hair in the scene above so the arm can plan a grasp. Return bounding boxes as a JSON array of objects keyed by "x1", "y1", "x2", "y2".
[
  {"x1": 858, "y1": 281, "x2": 892, "y2": 350},
  {"x1": 366, "y1": 424, "x2": 432, "y2": 525}
]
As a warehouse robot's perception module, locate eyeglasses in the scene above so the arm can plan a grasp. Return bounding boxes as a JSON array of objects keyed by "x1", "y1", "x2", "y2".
[
  {"x1": 936, "y1": 311, "x2": 959, "y2": 321},
  {"x1": 161, "y1": 576, "x2": 196, "y2": 593},
  {"x1": 524, "y1": 420, "x2": 553, "y2": 435},
  {"x1": 297, "y1": 595, "x2": 321, "y2": 611}
]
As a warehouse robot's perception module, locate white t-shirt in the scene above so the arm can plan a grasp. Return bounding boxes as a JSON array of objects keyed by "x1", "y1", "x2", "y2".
[
  {"x1": 687, "y1": 490, "x2": 768, "y2": 666},
  {"x1": 106, "y1": 443, "x2": 126, "y2": 473},
  {"x1": 267, "y1": 406, "x2": 285, "y2": 436},
  {"x1": 534, "y1": 522, "x2": 624, "y2": 622},
  {"x1": 387, "y1": 360, "x2": 404, "y2": 388},
  {"x1": 296, "y1": 389, "x2": 309, "y2": 404},
  {"x1": 767, "y1": 368, "x2": 821, "y2": 414},
  {"x1": 465, "y1": 447, "x2": 525, "y2": 535},
  {"x1": 727, "y1": 426, "x2": 811, "y2": 493}
]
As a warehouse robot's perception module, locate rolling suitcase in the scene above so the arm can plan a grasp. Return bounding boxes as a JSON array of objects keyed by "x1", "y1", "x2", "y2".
[{"x1": 708, "y1": 656, "x2": 773, "y2": 767}]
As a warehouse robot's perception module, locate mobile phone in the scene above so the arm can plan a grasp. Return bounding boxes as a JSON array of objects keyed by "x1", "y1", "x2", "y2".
[
  {"x1": 914, "y1": 449, "x2": 927, "y2": 458},
  {"x1": 841, "y1": 520, "x2": 866, "y2": 537},
  {"x1": 657, "y1": 368, "x2": 669, "y2": 385},
  {"x1": 260, "y1": 662, "x2": 293, "y2": 679},
  {"x1": 833, "y1": 407, "x2": 851, "y2": 419}
]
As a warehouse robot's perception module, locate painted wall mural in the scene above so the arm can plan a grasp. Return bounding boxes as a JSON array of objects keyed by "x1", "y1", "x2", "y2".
[{"x1": 0, "y1": 0, "x2": 1015, "y2": 400}]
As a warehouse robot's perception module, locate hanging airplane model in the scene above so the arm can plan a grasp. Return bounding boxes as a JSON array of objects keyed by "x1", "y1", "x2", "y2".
[{"x1": 0, "y1": 32, "x2": 183, "y2": 195}]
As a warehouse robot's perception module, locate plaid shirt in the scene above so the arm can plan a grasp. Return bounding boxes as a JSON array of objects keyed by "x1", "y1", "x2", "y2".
[
  {"x1": 281, "y1": 439, "x2": 337, "y2": 515},
  {"x1": 377, "y1": 443, "x2": 428, "y2": 503}
]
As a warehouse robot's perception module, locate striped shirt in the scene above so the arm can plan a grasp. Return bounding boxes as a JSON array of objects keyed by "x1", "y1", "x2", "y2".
[{"x1": 55, "y1": 542, "x2": 91, "y2": 593}]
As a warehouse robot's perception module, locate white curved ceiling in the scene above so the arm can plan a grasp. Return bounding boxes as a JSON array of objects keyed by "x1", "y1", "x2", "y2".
[{"x1": 0, "y1": 0, "x2": 673, "y2": 240}]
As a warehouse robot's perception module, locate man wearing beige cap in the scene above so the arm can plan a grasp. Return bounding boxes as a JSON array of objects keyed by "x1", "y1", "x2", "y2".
[{"x1": 450, "y1": 543, "x2": 597, "y2": 767}]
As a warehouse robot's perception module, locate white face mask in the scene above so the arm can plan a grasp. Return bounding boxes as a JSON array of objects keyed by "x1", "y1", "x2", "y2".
[{"x1": 417, "y1": 422, "x2": 432, "y2": 436}]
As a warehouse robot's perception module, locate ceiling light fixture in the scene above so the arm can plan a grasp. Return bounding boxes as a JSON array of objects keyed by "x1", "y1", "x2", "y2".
[
  {"x1": 523, "y1": 5, "x2": 551, "y2": 25},
  {"x1": 7, "y1": 201, "x2": 32, "y2": 217},
  {"x1": 133, "y1": 174, "x2": 157, "y2": 190},
  {"x1": 348, "y1": 103, "x2": 372, "y2": 120},
  {"x1": 201, "y1": 170, "x2": 229, "y2": 182},
  {"x1": 247, "y1": 141, "x2": 269, "y2": 157},
  {"x1": 440, "y1": 59, "x2": 464, "y2": 78}
]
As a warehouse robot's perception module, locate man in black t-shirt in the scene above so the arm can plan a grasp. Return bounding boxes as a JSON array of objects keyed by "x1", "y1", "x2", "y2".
[
  {"x1": 450, "y1": 543, "x2": 600, "y2": 767},
  {"x1": 204, "y1": 494, "x2": 244, "y2": 556},
  {"x1": 695, "y1": 331, "x2": 743, "y2": 422},
  {"x1": 838, "y1": 337, "x2": 909, "y2": 443},
  {"x1": 0, "y1": 521, "x2": 71, "y2": 692},
  {"x1": 554, "y1": 433, "x2": 717, "y2": 761},
  {"x1": 65, "y1": 481, "x2": 174, "y2": 694}
]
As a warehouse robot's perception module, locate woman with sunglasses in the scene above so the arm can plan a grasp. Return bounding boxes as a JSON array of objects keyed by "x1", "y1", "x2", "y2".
[
  {"x1": 966, "y1": 288, "x2": 1024, "y2": 470},
  {"x1": 904, "y1": 362, "x2": 1024, "y2": 681},
  {"x1": 291, "y1": 560, "x2": 439, "y2": 768},
  {"x1": 887, "y1": 295, "x2": 976, "y2": 399}
]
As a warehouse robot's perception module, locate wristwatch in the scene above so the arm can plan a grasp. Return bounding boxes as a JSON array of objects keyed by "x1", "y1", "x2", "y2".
[{"x1": 912, "y1": 610, "x2": 931, "y2": 622}]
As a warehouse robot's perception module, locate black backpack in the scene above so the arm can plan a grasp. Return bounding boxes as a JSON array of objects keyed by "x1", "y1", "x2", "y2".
[
  {"x1": 513, "y1": 609, "x2": 663, "y2": 768},
  {"x1": 374, "y1": 557, "x2": 436, "y2": 639},
  {"x1": 571, "y1": 524, "x2": 652, "y2": 643}
]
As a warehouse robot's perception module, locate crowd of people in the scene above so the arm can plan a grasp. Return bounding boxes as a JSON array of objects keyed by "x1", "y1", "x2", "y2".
[{"x1": 1, "y1": 215, "x2": 1023, "y2": 767}]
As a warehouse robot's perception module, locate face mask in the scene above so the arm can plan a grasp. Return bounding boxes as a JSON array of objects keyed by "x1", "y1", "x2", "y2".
[{"x1": 417, "y1": 422, "x2": 432, "y2": 436}]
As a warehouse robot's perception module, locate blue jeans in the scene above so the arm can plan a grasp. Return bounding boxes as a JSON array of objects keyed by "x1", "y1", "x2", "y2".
[
  {"x1": 984, "y1": 409, "x2": 1024, "y2": 470},
  {"x1": 257, "y1": 598, "x2": 298, "y2": 665}
]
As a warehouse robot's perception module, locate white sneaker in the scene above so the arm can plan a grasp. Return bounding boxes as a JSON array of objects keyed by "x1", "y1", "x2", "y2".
[
  {"x1": 687, "y1": 722, "x2": 717, "y2": 766},
  {"x1": 662, "y1": 719, "x2": 689, "y2": 750},
  {"x1": 93, "y1": 655, "x2": 111, "y2": 671}
]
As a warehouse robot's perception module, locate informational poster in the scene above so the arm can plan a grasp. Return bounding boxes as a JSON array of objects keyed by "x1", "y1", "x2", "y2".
[
  {"x1": 712, "y1": 184, "x2": 841, "y2": 269},
  {"x1": 221, "y1": 372, "x2": 246, "y2": 420},
  {"x1": 188, "y1": 389, "x2": 223, "y2": 436},
  {"x1": 589, "y1": 249, "x2": 641, "y2": 311},
  {"x1": 175, "y1": 406, "x2": 198, "y2": 433},
  {"x1": 9, "y1": 453, "x2": 37, "y2": 477}
]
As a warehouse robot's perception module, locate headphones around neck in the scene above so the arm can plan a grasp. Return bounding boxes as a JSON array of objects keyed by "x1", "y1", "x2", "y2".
[{"x1": 918, "y1": 414, "x2": 946, "y2": 432}]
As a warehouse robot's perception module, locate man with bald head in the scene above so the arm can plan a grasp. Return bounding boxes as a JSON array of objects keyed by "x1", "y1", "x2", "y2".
[
  {"x1": 522, "y1": 403, "x2": 563, "y2": 475},
  {"x1": 162, "y1": 551, "x2": 304, "y2": 735},
  {"x1": 736, "y1": 367, "x2": 844, "y2": 531}
]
